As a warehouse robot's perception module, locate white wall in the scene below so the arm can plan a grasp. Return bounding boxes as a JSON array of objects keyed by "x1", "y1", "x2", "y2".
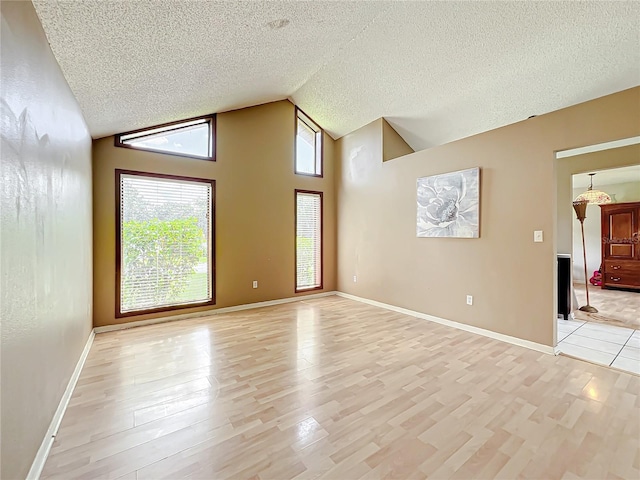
[{"x1": 572, "y1": 181, "x2": 640, "y2": 282}]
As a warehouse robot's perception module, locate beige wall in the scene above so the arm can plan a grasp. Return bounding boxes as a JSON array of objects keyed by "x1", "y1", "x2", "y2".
[
  {"x1": 93, "y1": 100, "x2": 336, "y2": 327},
  {"x1": 571, "y1": 180, "x2": 640, "y2": 282},
  {"x1": 0, "y1": 2, "x2": 93, "y2": 478},
  {"x1": 382, "y1": 119, "x2": 414, "y2": 162},
  {"x1": 336, "y1": 87, "x2": 640, "y2": 348}
]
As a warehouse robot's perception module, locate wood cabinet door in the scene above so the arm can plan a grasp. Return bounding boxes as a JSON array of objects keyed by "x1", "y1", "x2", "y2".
[{"x1": 601, "y1": 205, "x2": 637, "y2": 260}]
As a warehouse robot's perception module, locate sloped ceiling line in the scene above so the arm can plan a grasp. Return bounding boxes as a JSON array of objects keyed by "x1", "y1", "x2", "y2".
[
  {"x1": 290, "y1": 3, "x2": 393, "y2": 112},
  {"x1": 32, "y1": 0, "x2": 640, "y2": 151}
]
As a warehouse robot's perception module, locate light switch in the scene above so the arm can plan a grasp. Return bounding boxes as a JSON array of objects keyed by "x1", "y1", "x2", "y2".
[{"x1": 534, "y1": 230, "x2": 544, "y2": 243}]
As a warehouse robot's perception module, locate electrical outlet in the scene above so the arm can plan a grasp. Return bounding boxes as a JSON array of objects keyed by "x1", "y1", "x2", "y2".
[
  {"x1": 353, "y1": 275, "x2": 357, "y2": 283},
  {"x1": 466, "y1": 295, "x2": 473, "y2": 305},
  {"x1": 252, "y1": 280, "x2": 258, "y2": 289},
  {"x1": 534, "y1": 230, "x2": 544, "y2": 243}
]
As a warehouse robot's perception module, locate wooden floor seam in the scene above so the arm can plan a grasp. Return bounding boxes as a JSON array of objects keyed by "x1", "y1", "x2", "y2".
[{"x1": 41, "y1": 295, "x2": 640, "y2": 479}]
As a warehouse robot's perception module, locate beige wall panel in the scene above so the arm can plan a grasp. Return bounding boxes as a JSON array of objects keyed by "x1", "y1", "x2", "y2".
[
  {"x1": 382, "y1": 119, "x2": 414, "y2": 162},
  {"x1": 0, "y1": 2, "x2": 93, "y2": 478},
  {"x1": 336, "y1": 88, "x2": 640, "y2": 347},
  {"x1": 93, "y1": 100, "x2": 336, "y2": 327}
]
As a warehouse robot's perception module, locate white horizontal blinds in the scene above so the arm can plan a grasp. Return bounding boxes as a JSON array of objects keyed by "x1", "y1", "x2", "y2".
[
  {"x1": 296, "y1": 111, "x2": 321, "y2": 175},
  {"x1": 120, "y1": 174, "x2": 212, "y2": 313},
  {"x1": 296, "y1": 192, "x2": 322, "y2": 290},
  {"x1": 121, "y1": 119, "x2": 211, "y2": 158}
]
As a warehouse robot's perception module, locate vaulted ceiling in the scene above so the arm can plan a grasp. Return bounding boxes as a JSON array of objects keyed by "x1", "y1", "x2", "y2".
[{"x1": 33, "y1": 1, "x2": 640, "y2": 151}]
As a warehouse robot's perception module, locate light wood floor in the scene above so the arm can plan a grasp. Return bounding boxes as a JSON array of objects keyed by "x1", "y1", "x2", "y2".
[
  {"x1": 574, "y1": 283, "x2": 640, "y2": 328},
  {"x1": 42, "y1": 296, "x2": 640, "y2": 479}
]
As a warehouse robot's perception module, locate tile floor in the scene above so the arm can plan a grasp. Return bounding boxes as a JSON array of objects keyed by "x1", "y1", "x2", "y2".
[{"x1": 557, "y1": 317, "x2": 640, "y2": 375}]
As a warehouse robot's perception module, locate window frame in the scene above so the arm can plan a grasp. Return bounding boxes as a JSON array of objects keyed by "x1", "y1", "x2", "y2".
[
  {"x1": 115, "y1": 114, "x2": 216, "y2": 161},
  {"x1": 115, "y1": 169, "x2": 216, "y2": 318},
  {"x1": 294, "y1": 107, "x2": 323, "y2": 177},
  {"x1": 294, "y1": 189, "x2": 324, "y2": 293}
]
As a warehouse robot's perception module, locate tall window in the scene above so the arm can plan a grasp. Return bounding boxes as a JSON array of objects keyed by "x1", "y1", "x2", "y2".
[
  {"x1": 295, "y1": 108, "x2": 322, "y2": 176},
  {"x1": 296, "y1": 190, "x2": 323, "y2": 292},
  {"x1": 115, "y1": 115, "x2": 215, "y2": 161},
  {"x1": 116, "y1": 170, "x2": 215, "y2": 317}
]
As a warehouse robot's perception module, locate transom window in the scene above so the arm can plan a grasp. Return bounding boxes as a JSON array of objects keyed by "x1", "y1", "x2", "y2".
[
  {"x1": 295, "y1": 108, "x2": 322, "y2": 176},
  {"x1": 116, "y1": 170, "x2": 215, "y2": 317},
  {"x1": 116, "y1": 115, "x2": 215, "y2": 161},
  {"x1": 295, "y1": 190, "x2": 323, "y2": 291}
]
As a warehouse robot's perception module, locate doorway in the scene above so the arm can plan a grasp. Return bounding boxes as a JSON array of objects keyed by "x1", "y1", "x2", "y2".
[{"x1": 555, "y1": 139, "x2": 640, "y2": 374}]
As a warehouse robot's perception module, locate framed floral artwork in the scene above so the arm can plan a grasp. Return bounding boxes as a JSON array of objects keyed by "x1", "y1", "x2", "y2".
[{"x1": 416, "y1": 167, "x2": 480, "y2": 238}]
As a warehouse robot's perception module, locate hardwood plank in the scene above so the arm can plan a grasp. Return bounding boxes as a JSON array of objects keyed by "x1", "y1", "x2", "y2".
[{"x1": 41, "y1": 296, "x2": 640, "y2": 479}]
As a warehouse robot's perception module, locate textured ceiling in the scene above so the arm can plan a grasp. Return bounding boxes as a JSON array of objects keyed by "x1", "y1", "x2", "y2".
[{"x1": 33, "y1": 1, "x2": 640, "y2": 150}]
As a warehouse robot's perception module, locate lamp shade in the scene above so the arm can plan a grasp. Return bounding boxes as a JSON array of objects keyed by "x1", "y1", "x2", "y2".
[
  {"x1": 574, "y1": 189, "x2": 612, "y2": 205},
  {"x1": 574, "y1": 173, "x2": 611, "y2": 205},
  {"x1": 573, "y1": 200, "x2": 588, "y2": 222}
]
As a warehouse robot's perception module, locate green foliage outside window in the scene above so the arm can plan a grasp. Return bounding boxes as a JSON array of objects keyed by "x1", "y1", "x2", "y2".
[
  {"x1": 296, "y1": 236, "x2": 314, "y2": 286},
  {"x1": 122, "y1": 218, "x2": 206, "y2": 310}
]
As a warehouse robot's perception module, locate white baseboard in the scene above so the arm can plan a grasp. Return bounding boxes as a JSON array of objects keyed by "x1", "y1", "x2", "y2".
[
  {"x1": 336, "y1": 292, "x2": 556, "y2": 355},
  {"x1": 28, "y1": 292, "x2": 337, "y2": 477},
  {"x1": 26, "y1": 329, "x2": 95, "y2": 480},
  {"x1": 94, "y1": 291, "x2": 338, "y2": 333}
]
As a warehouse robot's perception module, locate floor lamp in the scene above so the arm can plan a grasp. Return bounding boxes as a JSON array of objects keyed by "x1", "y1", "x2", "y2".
[
  {"x1": 572, "y1": 173, "x2": 612, "y2": 313},
  {"x1": 572, "y1": 199, "x2": 597, "y2": 313}
]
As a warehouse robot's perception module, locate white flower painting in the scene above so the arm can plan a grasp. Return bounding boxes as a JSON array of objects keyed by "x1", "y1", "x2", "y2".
[{"x1": 416, "y1": 167, "x2": 480, "y2": 238}]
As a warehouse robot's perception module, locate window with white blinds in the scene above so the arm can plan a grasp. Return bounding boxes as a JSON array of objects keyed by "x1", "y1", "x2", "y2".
[
  {"x1": 117, "y1": 171, "x2": 214, "y2": 316},
  {"x1": 296, "y1": 190, "x2": 323, "y2": 291},
  {"x1": 295, "y1": 109, "x2": 322, "y2": 176}
]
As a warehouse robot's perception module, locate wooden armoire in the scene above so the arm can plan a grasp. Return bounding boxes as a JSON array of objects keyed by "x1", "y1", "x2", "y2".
[{"x1": 600, "y1": 201, "x2": 640, "y2": 291}]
